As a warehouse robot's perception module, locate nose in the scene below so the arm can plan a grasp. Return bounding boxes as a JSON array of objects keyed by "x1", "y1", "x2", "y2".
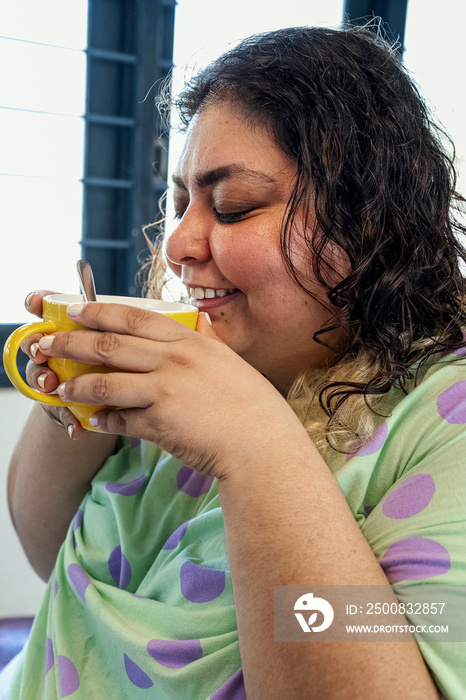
[{"x1": 163, "y1": 212, "x2": 212, "y2": 275}]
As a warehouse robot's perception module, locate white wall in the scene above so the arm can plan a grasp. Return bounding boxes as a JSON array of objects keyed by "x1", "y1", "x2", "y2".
[{"x1": 0, "y1": 390, "x2": 46, "y2": 617}]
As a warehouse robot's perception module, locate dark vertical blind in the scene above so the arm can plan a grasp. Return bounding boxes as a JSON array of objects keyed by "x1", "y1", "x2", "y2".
[{"x1": 81, "y1": 0, "x2": 176, "y2": 297}]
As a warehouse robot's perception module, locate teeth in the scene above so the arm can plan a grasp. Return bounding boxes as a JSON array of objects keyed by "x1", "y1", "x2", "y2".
[{"x1": 187, "y1": 287, "x2": 236, "y2": 300}]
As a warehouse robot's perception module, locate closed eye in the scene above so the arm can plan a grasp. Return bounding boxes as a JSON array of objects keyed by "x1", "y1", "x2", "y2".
[{"x1": 213, "y1": 208, "x2": 254, "y2": 224}]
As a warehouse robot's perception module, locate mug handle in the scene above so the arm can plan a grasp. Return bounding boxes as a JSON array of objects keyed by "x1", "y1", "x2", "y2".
[{"x1": 3, "y1": 322, "x2": 68, "y2": 407}]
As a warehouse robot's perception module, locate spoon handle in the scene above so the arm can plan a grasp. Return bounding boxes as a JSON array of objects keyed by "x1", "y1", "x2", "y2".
[{"x1": 77, "y1": 260, "x2": 97, "y2": 302}]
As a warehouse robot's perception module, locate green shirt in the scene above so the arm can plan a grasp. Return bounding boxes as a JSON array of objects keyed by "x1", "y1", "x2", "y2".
[{"x1": 2, "y1": 350, "x2": 466, "y2": 698}]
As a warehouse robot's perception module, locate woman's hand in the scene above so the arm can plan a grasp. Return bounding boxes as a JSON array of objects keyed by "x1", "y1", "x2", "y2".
[
  {"x1": 21, "y1": 291, "x2": 86, "y2": 439},
  {"x1": 36, "y1": 301, "x2": 304, "y2": 478}
]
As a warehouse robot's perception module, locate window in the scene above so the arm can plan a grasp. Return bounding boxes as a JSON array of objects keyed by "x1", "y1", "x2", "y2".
[
  {"x1": 0, "y1": 0, "x2": 176, "y2": 386},
  {"x1": 0, "y1": 0, "x2": 88, "y2": 325},
  {"x1": 404, "y1": 0, "x2": 466, "y2": 198}
]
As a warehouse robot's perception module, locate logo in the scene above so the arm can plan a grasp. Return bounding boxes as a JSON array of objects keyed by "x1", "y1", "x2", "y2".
[{"x1": 294, "y1": 592, "x2": 334, "y2": 633}]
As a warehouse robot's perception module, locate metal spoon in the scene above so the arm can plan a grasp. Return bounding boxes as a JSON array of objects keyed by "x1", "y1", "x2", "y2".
[{"x1": 76, "y1": 259, "x2": 97, "y2": 302}]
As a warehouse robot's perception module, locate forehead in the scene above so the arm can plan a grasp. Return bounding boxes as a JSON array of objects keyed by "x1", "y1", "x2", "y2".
[{"x1": 174, "y1": 101, "x2": 295, "y2": 187}]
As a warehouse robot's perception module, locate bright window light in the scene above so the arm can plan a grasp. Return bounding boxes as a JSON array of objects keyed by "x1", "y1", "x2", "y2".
[
  {"x1": 404, "y1": 0, "x2": 466, "y2": 196},
  {"x1": 0, "y1": 1, "x2": 88, "y2": 324}
]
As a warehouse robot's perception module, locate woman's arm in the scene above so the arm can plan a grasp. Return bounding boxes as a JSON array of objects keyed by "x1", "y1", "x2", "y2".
[
  {"x1": 218, "y1": 432, "x2": 439, "y2": 700},
  {"x1": 8, "y1": 404, "x2": 117, "y2": 582}
]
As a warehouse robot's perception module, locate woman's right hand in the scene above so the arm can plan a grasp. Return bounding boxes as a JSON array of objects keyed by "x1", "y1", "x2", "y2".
[{"x1": 20, "y1": 290, "x2": 85, "y2": 439}]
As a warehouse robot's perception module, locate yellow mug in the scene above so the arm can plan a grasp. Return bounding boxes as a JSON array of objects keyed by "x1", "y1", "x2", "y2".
[{"x1": 3, "y1": 294, "x2": 199, "y2": 430}]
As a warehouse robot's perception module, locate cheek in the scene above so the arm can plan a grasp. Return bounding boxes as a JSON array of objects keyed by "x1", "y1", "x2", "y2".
[{"x1": 212, "y1": 228, "x2": 285, "y2": 288}]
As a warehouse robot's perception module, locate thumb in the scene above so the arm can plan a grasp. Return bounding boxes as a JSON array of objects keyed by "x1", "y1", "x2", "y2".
[{"x1": 195, "y1": 312, "x2": 224, "y2": 342}]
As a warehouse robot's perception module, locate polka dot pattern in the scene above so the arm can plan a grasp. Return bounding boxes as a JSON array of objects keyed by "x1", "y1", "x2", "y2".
[
  {"x1": 147, "y1": 638, "x2": 203, "y2": 668},
  {"x1": 210, "y1": 668, "x2": 246, "y2": 700},
  {"x1": 180, "y1": 561, "x2": 226, "y2": 603},
  {"x1": 108, "y1": 546, "x2": 132, "y2": 589},
  {"x1": 382, "y1": 474, "x2": 435, "y2": 519},
  {"x1": 124, "y1": 653, "x2": 153, "y2": 689},
  {"x1": 176, "y1": 466, "x2": 214, "y2": 497},
  {"x1": 45, "y1": 637, "x2": 54, "y2": 674},
  {"x1": 380, "y1": 537, "x2": 451, "y2": 582},
  {"x1": 58, "y1": 655, "x2": 80, "y2": 698},
  {"x1": 68, "y1": 564, "x2": 90, "y2": 603},
  {"x1": 437, "y1": 381, "x2": 466, "y2": 423},
  {"x1": 162, "y1": 521, "x2": 189, "y2": 550},
  {"x1": 106, "y1": 475, "x2": 147, "y2": 496},
  {"x1": 73, "y1": 509, "x2": 83, "y2": 532},
  {"x1": 347, "y1": 421, "x2": 388, "y2": 461}
]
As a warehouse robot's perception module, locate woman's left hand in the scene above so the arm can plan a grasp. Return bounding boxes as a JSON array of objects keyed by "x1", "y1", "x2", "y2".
[{"x1": 37, "y1": 302, "x2": 302, "y2": 479}]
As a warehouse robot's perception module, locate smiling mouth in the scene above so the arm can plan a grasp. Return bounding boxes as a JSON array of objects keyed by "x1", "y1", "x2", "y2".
[{"x1": 187, "y1": 287, "x2": 239, "y2": 300}]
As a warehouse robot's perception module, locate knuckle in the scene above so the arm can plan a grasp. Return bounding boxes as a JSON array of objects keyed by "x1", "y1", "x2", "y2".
[
  {"x1": 124, "y1": 305, "x2": 149, "y2": 333},
  {"x1": 170, "y1": 352, "x2": 191, "y2": 369},
  {"x1": 109, "y1": 409, "x2": 127, "y2": 433},
  {"x1": 90, "y1": 374, "x2": 112, "y2": 403},
  {"x1": 94, "y1": 332, "x2": 120, "y2": 360}
]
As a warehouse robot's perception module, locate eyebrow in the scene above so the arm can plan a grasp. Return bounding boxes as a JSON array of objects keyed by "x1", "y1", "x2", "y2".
[{"x1": 172, "y1": 164, "x2": 278, "y2": 190}]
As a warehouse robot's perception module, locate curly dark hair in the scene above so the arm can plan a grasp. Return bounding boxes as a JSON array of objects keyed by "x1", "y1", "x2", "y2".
[{"x1": 158, "y1": 23, "x2": 466, "y2": 446}]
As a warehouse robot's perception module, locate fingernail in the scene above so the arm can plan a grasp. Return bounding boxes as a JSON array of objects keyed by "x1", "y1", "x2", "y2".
[
  {"x1": 205, "y1": 313, "x2": 212, "y2": 325},
  {"x1": 67, "y1": 424, "x2": 75, "y2": 439},
  {"x1": 67, "y1": 303, "x2": 85, "y2": 317},
  {"x1": 89, "y1": 415, "x2": 100, "y2": 427},
  {"x1": 57, "y1": 383, "x2": 66, "y2": 398},
  {"x1": 37, "y1": 374, "x2": 47, "y2": 389},
  {"x1": 39, "y1": 336, "x2": 54, "y2": 350},
  {"x1": 25, "y1": 292, "x2": 35, "y2": 310},
  {"x1": 30, "y1": 342, "x2": 39, "y2": 359}
]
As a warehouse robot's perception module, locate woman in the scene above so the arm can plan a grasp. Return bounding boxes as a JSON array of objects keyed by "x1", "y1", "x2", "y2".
[{"x1": 4, "y1": 24, "x2": 466, "y2": 699}]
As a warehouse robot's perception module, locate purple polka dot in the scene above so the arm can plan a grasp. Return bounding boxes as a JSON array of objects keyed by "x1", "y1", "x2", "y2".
[
  {"x1": 54, "y1": 579, "x2": 59, "y2": 597},
  {"x1": 108, "y1": 546, "x2": 132, "y2": 589},
  {"x1": 176, "y1": 466, "x2": 214, "y2": 497},
  {"x1": 437, "y1": 381, "x2": 466, "y2": 424},
  {"x1": 131, "y1": 437, "x2": 141, "y2": 448},
  {"x1": 147, "y1": 638, "x2": 203, "y2": 668},
  {"x1": 348, "y1": 421, "x2": 388, "y2": 460},
  {"x1": 68, "y1": 564, "x2": 90, "y2": 602},
  {"x1": 452, "y1": 345, "x2": 466, "y2": 357},
  {"x1": 58, "y1": 656, "x2": 80, "y2": 698},
  {"x1": 180, "y1": 561, "x2": 226, "y2": 603},
  {"x1": 124, "y1": 653, "x2": 153, "y2": 689},
  {"x1": 211, "y1": 668, "x2": 246, "y2": 700},
  {"x1": 379, "y1": 537, "x2": 451, "y2": 582},
  {"x1": 382, "y1": 474, "x2": 435, "y2": 519},
  {"x1": 71, "y1": 509, "x2": 83, "y2": 549},
  {"x1": 106, "y1": 475, "x2": 147, "y2": 496},
  {"x1": 162, "y1": 521, "x2": 189, "y2": 550},
  {"x1": 45, "y1": 637, "x2": 54, "y2": 673},
  {"x1": 363, "y1": 505, "x2": 376, "y2": 518},
  {"x1": 72, "y1": 509, "x2": 83, "y2": 532}
]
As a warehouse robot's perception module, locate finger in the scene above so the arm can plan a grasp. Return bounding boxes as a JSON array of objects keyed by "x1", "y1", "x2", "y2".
[
  {"x1": 195, "y1": 312, "x2": 225, "y2": 342},
  {"x1": 87, "y1": 407, "x2": 154, "y2": 439},
  {"x1": 41, "y1": 405, "x2": 86, "y2": 440},
  {"x1": 65, "y1": 301, "x2": 193, "y2": 341},
  {"x1": 38, "y1": 330, "x2": 165, "y2": 372},
  {"x1": 20, "y1": 332, "x2": 49, "y2": 364},
  {"x1": 24, "y1": 290, "x2": 57, "y2": 319},
  {"x1": 26, "y1": 359, "x2": 60, "y2": 394},
  {"x1": 57, "y1": 371, "x2": 152, "y2": 409}
]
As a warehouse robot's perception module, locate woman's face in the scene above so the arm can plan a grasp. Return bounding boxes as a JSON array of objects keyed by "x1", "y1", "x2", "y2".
[{"x1": 164, "y1": 101, "x2": 340, "y2": 393}]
